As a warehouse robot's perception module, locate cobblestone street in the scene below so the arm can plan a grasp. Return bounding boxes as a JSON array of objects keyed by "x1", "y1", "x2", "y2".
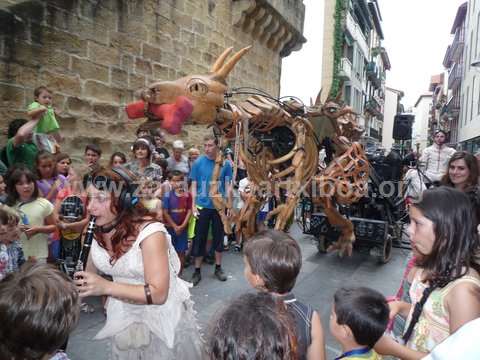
[{"x1": 68, "y1": 224, "x2": 408, "y2": 360}]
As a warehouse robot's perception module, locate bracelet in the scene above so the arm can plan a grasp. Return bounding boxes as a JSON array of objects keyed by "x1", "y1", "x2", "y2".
[{"x1": 144, "y1": 284, "x2": 153, "y2": 305}]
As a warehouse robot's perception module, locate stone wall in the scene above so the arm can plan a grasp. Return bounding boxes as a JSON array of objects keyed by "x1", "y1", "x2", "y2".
[{"x1": 0, "y1": 0, "x2": 305, "y2": 165}]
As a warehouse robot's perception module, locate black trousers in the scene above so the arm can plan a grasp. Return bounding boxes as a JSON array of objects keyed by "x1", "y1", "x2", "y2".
[{"x1": 192, "y1": 207, "x2": 224, "y2": 257}]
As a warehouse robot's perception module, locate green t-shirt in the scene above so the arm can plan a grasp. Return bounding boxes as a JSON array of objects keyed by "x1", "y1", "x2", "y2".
[
  {"x1": 27, "y1": 101, "x2": 60, "y2": 134},
  {"x1": 6, "y1": 138, "x2": 38, "y2": 171}
]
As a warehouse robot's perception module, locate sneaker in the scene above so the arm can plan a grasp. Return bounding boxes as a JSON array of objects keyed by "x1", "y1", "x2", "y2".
[
  {"x1": 232, "y1": 244, "x2": 242, "y2": 252},
  {"x1": 191, "y1": 271, "x2": 202, "y2": 286},
  {"x1": 214, "y1": 267, "x2": 227, "y2": 282},
  {"x1": 204, "y1": 255, "x2": 215, "y2": 265}
]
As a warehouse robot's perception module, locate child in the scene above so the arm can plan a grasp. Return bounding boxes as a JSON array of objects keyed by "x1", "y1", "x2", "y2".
[
  {"x1": 109, "y1": 151, "x2": 127, "y2": 168},
  {"x1": 140, "y1": 178, "x2": 163, "y2": 221},
  {"x1": 27, "y1": 86, "x2": 62, "y2": 153},
  {"x1": 0, "y1": 262, "x2": 80, "y2": 360},
  {"x1": 36, "y1": 151, "x2": 68, "y2": 203},
  {"x1": 243, "y1": 229, "x2": 326, "y2": 360},
  {"x1": 208, "y1": 292, "x2": 297, "y2": 360},
  {"x1": 55, "y1": 152, "x2": 73, "y2": 178},
  {"x1": 36, "y1": 151, "x2": 68, "y2": 261},
  {"x1": 6, "y1": 165, "x2": 56, "y2": 263},
  {"x1": 0, "y1": 205, "x2": 25, "y2": 280},
  {"x1": 0, "y1": 174, "x2": 7, "y2": 203},
  {"x1": 330, "y1": 287, "x2": 389, "y2": 360},
  {"x1": 375, "y1": 187, "x2": 480, "y2": 359},
  {"x1": 162, "y1": 170, "x2": 192, "y2": 272}
]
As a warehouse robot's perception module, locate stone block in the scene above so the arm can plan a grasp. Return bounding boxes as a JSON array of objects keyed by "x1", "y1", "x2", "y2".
[
  {"x1": 120, "y1": 55, "x2": 134, "y2": 72},
  {"x1": 93, "y1": 102, "x2": 119, "y2": 120},
  {"x1": 148, "y1": 33, "x2": 173, "y2": 52},
  {"x1": 39, "y1": 27, "x2": 88, "y2": 57},
  {"x1": 66, "y1": 96, "x2": 92, "y2": 115},
  {"x1": 111, "y1": 67, "x2": 128, "y2": 87},
  {"x1": 160, "y1": 52, "x2": 179, "y2": 68},
  {"x1": 134, "y1": 58, "x2": 152, "y2": 75},
  {"x1": 173, "y1": 11, "x2": 192, "y2": 30},
  {"x1": 193, "y1": 19, "x2": 205, "y2": 35},
  {"x1": 0, "y1": 107, "x2": 26, "y2": 125},
  {"x1": 56, "y1": 114, "x2": 77, "y2": 133},
  {"x1": 0, "y1": 62, "x2": 38, "y2": 87},
  {"x1": 129, "y1": 73, "x2": 146, "y2": 90},
  {"x1": 39, "y1": 71, "x2": 81, "y2": 96},
  {"x1": 88, "y1": 42, "x2": 120, "y2": 67},
  {"x1": 40, "y1": 50, "x2": 70, "y2": 71},
  {"x1": 142, "y1": 43, "x2": 162, "y2": 62},
  {"x1": 180, "y1": 30, "x2": 195, "y2": 48},
  {"x1": 152, "y1": 63, "x2": 169, "y2": 80},
  {"x1": 180, "y1": 57, "x2": 194, "y2": 74},
  {"x1": 0, "y1": 84, "x2": 25, "y2": 109},
  {"x1": 110, "y1": 31, "x2": 142, "y2": 56},
  {"x1": 7, "y1": 41, "x2": 42, "y2": 68},
  {"x1": 83, "y1": 80, "x2": 128, "y2": 104},
  {"x1": 173, "y1": 40, "x2": 187, "y2": 55},
  {"x1": 195, "y1": 35, "x2": 207, "y2": 50},
  {"x1": 71, "y1": 56, "x2": 109, "y2": 83}
]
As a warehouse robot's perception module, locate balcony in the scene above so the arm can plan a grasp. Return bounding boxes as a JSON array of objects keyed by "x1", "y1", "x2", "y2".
[
  {"x1": 339, "y1": 57, "x2": 352, "y2": 80},
  {"x1": 365, "y1": 97, "x2": 383, "y2": 119},
  {"x1": 450, "y1": 28, "x2": 465, "y2": 63},
  {"x1": 345, "y1": 11, "x2": 369, "y2": 58},
  {"x1": 448, "y1": 62, "x2": 463, "y2": 90},
  {"x1": 366, "y1": 61, "x2": 381, "y2": 88}
]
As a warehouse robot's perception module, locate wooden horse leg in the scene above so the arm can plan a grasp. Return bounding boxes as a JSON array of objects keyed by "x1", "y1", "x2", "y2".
[
  {"x1": 319, "y1": 197, "x2": 355, "y2": 257},
  {"x1": 209, "y1": 153, "x2": 232, "y2": 234}
]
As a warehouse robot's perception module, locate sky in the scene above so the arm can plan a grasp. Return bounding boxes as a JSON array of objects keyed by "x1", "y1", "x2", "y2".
[{"x1": 281, "y1": 0, "x2": 468, "y2": 109}]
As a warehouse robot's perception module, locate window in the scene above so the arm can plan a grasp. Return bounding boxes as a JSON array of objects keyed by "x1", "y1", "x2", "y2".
[
  {"x1": 471, "y1": 77, "x2": 476, "y2": 122},
  {"x1": 469, "y1": 31, "x2": 474, "y2": 69},
  {"x1": 476, "y1": 12, "x2": 480, "y2": 58},
  {"x1": 345, "y1": 85, "x2": 352, "y2": 106},
  {"x1": 465, "y1": 86, "x2": 470, "y2": 125}
]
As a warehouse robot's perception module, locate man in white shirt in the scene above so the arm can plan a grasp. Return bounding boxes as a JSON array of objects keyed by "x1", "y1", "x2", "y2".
[{"x1": 418, "y1": 130, "x2": 456, "y2": 184}]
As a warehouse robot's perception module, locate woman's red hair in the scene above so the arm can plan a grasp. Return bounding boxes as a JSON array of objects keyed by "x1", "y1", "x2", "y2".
[{"x1": 86, "y1": 167, "x2": 154, "y2": 264}]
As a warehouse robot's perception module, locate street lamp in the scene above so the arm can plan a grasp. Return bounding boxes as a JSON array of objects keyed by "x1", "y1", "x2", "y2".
[{"x1": 472, "y1": 58, "x2": 480, "y2": 68}]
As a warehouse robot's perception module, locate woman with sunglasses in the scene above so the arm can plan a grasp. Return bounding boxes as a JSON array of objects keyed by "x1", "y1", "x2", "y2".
[{"x1": 73, "y1": 167, "x2": 203, "y2": 359}]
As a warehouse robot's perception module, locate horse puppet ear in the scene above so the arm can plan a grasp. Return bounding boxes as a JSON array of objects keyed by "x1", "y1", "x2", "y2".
[{"x1": 212, "y1": 46, "x2": 252, "y2": 81}]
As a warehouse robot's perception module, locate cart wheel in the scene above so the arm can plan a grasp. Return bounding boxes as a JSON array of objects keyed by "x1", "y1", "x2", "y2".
[
  {"x1": 316, "y1": 235, "x2": 327, "y2": 253},
  {"x1": 377, "y1": 235, "x2": 393, "y2": 264}
]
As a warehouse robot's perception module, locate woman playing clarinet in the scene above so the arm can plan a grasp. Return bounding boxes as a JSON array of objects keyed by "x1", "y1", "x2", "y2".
[{"x1": 74, "y1": 167, "x2": 203, "y2": 359}]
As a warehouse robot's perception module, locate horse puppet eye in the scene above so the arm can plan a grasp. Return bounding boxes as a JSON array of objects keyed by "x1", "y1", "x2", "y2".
[{"x1": 186, "y1": 78, "x2": 209, "y2": 96}]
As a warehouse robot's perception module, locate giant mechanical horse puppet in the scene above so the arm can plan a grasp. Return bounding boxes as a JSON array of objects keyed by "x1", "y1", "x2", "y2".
[{"x1": 126, "y1": 46, "x2": 369, "y2": 256}]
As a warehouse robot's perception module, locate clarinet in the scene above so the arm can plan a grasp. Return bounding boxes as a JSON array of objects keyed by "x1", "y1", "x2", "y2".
[{"x1": 75, "y1": 216, "x2": 97, "y2": 275}]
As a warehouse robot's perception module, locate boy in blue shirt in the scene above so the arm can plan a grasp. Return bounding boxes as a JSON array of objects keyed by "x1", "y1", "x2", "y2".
[{"x1": 189, "y1": 134, "x2": 232, "y2": 286}]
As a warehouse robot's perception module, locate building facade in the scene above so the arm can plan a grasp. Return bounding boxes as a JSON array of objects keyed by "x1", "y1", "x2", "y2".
[
  {"x1": 321, "y1": 0, "x2": 390, "y2": 150},
  {"x1": 443, "y1": 2, "x2": 467, "y2": 145},
  {"x1": 0, "y1": 0, "x2": 306, "y2": 161},
  {"x1": 413, "y1": 93, "x2": 433, "y2": 153},
  {"x1": 457, "y1": 0, "x2": 480, "y2": 153}
]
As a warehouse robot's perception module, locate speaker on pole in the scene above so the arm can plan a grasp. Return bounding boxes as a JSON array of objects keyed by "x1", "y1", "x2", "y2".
[{"x1": 392, "y1": 114, "x2": 414, "y2": 140}]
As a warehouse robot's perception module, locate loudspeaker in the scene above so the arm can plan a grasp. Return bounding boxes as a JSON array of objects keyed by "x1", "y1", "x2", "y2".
[{"x1": 393, "y1": 114, "x2": 414, "y2": 140}]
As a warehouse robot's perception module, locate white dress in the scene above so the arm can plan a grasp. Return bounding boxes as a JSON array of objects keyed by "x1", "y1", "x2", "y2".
[{"x1": 91, "y1": 222, "x2": 204, "y2": 359}]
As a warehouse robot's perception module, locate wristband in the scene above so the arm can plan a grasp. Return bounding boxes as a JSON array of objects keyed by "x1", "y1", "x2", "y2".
[{"x1": 144, "y1": 284, "x2": 153, "y2": 305}]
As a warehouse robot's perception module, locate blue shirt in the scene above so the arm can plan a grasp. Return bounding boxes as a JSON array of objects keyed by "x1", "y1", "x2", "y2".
[{"x1": 189, "y1": 155, "x2": 232, "y2": 209}]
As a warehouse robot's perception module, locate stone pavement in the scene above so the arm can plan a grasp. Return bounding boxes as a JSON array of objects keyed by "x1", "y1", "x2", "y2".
[{"x1": 68, "y1": 224, "x2": 408, "y2": 359}]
